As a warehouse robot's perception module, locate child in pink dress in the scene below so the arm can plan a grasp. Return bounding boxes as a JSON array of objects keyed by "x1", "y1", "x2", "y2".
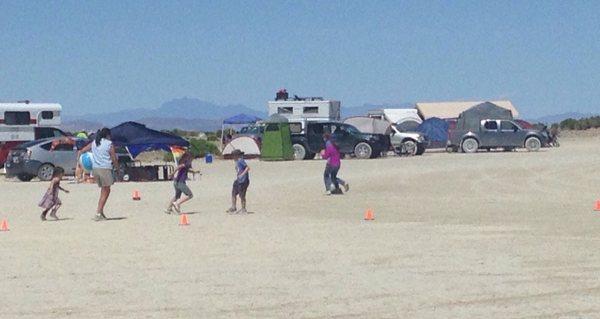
[{"x1": 39, "y1": 167, "x2": 69, "y2": 221}]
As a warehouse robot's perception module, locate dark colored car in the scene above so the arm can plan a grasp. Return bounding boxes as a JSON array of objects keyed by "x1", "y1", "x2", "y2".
[{"x1": 291, "y1": 121, "x2": 390, "y2": 160}]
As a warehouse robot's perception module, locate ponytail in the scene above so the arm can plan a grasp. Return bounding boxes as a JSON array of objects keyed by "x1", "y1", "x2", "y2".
[{"x1": 95, "y1": 128, "x2": 111, "y2": 146}]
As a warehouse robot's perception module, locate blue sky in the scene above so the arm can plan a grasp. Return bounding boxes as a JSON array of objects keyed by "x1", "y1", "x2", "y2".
[{"x1": 1, "y1": 0, "x2": 598, "y2": 118}]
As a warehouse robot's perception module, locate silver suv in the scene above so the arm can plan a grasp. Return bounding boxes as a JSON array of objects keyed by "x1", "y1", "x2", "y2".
[
  {"x1": 5, "y1": 138, "x2": 89, "y2": 181},
  {"x1": 390, "y1": 125, "x2": 427, "y2": 156}
]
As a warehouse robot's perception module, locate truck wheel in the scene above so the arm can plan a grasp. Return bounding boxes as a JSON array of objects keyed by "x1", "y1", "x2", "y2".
[
  {"x1": 402, "y1": 140, "x2": 417, "y2": 156},
  {"x1": 461, "y1": 138, "x2": 479, "y2": 153},
  {"x1": 354, "y1": 142, "x2": 373, "y2": 159},
  {"x1": 17, "y1": 173, "x2": 34, "y2": 182},
  {"x1": 292, "y1": 143, "x2": 307, "y2": 160},
  {"x1": 525, "y1": 137, "x2": 541, "y2": 152},
  {"x1": 37, "y1": 163, "x2": 55, "y2": 181}
]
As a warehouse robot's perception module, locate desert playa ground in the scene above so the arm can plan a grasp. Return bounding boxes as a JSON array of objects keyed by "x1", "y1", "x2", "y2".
[{"x1": 2, "y1": 135, "x2": 600, "y2": 318}]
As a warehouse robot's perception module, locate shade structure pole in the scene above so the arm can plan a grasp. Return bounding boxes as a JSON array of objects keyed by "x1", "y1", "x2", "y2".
[{"x1": 220, "y1": 121, "x2": 225, "y2": 151}]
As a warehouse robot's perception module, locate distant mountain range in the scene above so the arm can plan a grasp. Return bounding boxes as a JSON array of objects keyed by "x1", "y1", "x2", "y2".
[
  {"x1": 61, "y1": 98, "x2": 414, "y2": 132},
  {"x1": 529, "y1": 112, "x2": 598, "y2": 124},
  {"x1": 61, "y1": 97, "x2": 596, "y2": 132}
]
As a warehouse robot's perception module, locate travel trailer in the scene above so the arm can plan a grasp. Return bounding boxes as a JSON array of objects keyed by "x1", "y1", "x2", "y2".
[
  {"x1": 267, "y1": 96, "x2": 341, "y2": 121},
  {"x1": 0, "y1": 101, "x2": 65, "y2": 166}
]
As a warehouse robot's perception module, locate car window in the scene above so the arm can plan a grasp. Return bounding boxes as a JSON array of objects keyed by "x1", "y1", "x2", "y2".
[
  {"x1": 500, "y1": 121, "x2": 518, "y2": 131},
  {"x1": 39, "y1": 142, "x2": 52, "y2": 151},
  {"x1": 310, "y1": 124, "x2": 324, "y2": 135},
  {"x1": 343, "y1": 125, "x2": 360, "y2": 134},
  {"x1": 484, "y1": 121, "x2": 498, "y2": 131},
  {"x1": 54, "y1": 143, "x2": 75, "y2": 151},
  {"x1": 289, "y1": 123, "x2": 302, "y2": 134}
]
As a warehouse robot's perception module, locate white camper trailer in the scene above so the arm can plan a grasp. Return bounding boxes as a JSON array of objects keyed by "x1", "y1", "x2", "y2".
[
  {"x1": 0, "y1": 102, "x2": 62, "y2": 142},
  {"x1": 268, "y1": 97, "x2": 341, "y2": 121}
]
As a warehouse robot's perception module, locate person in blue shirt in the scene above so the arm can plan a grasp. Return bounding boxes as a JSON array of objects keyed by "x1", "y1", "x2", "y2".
[{"x1": 227, "y1": 149, "x2": 250, "y2": 214}]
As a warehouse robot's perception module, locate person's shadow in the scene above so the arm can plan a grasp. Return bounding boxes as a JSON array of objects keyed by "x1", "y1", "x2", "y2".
[{"x1": 46, "y1": 217, "x2": 74, "y2": 222}]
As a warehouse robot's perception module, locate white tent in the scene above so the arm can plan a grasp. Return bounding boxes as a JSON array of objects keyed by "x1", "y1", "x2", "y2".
[
  {"x1": 222, "y1": 136, "x2": 261, "y2": 159},
  {"x1": 367, "y1": 108, "x2": 422, "y2": 124},
  {"x1": 343, "y1": 117, "x2": 392, "y2": 135}
]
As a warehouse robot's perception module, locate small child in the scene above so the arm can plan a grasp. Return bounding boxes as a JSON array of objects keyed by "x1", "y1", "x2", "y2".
[
  {"x1": 226, "y1": 149, "x2": 250, "y2": 214},
  {"x1": 166, "y1": 151, "x2": 196, "y2": 214},
  {"x1": 39, "y1": 167, "x2": 69, "y2": 221}
]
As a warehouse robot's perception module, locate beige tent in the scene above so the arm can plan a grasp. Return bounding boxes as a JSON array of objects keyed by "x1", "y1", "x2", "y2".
[
  {"x1": 222, "y1": 136, "x2": 261, "y2": 159},
  {"x1": 416, "y1": 100, "x2": 518, "y2": 120}
]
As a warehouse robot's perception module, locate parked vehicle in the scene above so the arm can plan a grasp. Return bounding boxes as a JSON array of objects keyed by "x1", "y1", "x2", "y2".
[
  {"x1": 290, "y1": 121, "x2": 389, "y2": 160},
  {"x1": 236, "y1": 125, "x2": 264, "y2": 142},
  {"x1": 390, "y1": 124, "x2": 427, "y2": 156},
  {"x1": 268, "y1": 95, "x2": 341, "y2": 121},
  {"x1": 448, "y1": 119, "x2": 548, "y2": 153},
  {"x1": 0, "y1": 102, "x2": 64, "y2": 167},
  {"x1": 5, "y1": 138, "x2": 131, "y2": 182}
]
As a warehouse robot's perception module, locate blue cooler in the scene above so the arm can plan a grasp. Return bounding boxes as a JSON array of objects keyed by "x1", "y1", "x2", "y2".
[{"x1": 205, "y1": 154, "x2": 213, "y2": 164}]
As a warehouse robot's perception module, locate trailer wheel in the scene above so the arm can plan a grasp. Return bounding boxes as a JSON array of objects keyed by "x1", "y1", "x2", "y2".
[
  {"x1": 292, "y1": 143, "x2": 307, "y2": 160},
  {"x1": 461, "y1": 138, "x2": 479, "y2": 153},
  {"x1": 525, "y1": 136, "x2": 541, "y2": 152}
]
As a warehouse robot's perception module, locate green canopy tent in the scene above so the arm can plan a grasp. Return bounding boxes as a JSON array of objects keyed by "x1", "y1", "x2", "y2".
[{"x1": 260, "y1": 114, "x2": 294, "y2": 161}]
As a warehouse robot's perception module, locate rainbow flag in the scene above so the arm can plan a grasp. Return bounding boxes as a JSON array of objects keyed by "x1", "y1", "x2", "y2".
[{"x1": 170, "y1": 146, "x2": 186, "y2": 164}]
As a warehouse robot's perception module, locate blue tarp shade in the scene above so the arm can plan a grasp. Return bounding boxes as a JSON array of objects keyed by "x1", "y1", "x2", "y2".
[
  {"x1": 110, "y1": 121, "x2": 189, "y2": 158},
  {"x1": 417, "y1": 117, "x2": 449, "y2": 143},
  {"x1": 223, "y1": 114, "x2": 262, "y2": 125}
]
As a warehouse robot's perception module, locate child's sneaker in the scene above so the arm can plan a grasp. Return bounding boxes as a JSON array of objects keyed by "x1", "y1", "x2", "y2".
[
  {"x1": 172, "y1": 203, "x2": 181, "y2": 214},
  {"x1": 92, "y1": 213, "x2": 107, "y2": 221},
  {"x1": 226, "y1": 207, "x2": 237, "y2": 214},
  {"x1": 324, "y1": 190, "x2": 332, "y2": 196},
  {"x1": 237, "y1": 208, "x2": 248, "y2": 215},
  {"x1": 344, "y1": 183, "x2": 350, "y2": 192},
  {"x1": 49, "y1": 212, "x2": 58, "y2": 220},
  {"x1": 40, "y1": 214, "x2": 47, "y2": 221}
]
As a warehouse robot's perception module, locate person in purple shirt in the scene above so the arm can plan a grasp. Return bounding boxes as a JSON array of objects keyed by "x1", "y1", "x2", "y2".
[
  {"x1": 166, "y1": 151, "x2": 195, "y2": 214},
  {"x1": 321, "y1": 133, "x2": 349, "y2": 195}
]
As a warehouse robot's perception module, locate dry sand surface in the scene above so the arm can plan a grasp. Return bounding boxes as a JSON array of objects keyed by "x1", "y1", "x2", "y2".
[{"x1": 2, "y1": 136, "x2": 600, "y2": 318}]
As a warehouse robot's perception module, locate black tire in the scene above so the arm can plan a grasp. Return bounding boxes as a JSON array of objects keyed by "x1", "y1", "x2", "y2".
[
  {"x1": 416, "y1": 144, "x2": 426, "y2": 156},
  {"x1": 17, "y1": 173, "x2": 34, "y2": 182},
  {"x1": 354, "y1": 142, "x2": 373, "y2": 159},
  {"x1": 37, "y1": 163, "x2": 55, "y2": 181},
  {"x1": 292, "y1": 143, "x2": 307, "y2": 160},
  {"x1": 525, "y1": 136, "x2": 541, "y2": 152},
  {"x1": 461, "y1": 138, "x2": 479, "y2": 153}
]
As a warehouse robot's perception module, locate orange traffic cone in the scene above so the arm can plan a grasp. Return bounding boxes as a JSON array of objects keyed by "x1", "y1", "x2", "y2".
[
  {"x1": 179, "y1": 214, "x2": 189, "y2": 226},
  {"x1": 132, "y1": 190, "x2": 141, "y2": 201},
  {"x1": 364, "y1": 209, "x2": 375, "y2": 221},
  {"x1": 594, "y1": 200, "x2": 600, "y2": 211},
  {"x1": 0, "y1": 219, "x2": 9, "y2": 231}
]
